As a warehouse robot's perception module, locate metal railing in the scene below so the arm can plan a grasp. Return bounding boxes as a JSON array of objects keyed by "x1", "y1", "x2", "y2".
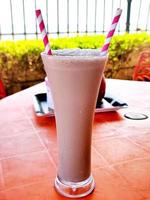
[{"x1": 0, "y1": 0, "x2": 149, "y2": 40}]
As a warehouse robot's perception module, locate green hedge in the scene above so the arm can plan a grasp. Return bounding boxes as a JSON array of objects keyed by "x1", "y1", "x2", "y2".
[
  {"x1": 0, "y1": 32, "x2": 150, "y2": 70},
  {"x1": 0, "y1": 32, "x2": 150, "y2": 95}
]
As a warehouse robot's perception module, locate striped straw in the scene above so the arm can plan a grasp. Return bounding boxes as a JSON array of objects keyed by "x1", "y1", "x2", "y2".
[
  {"x1": 101, "y1": 8, "x2": 122, "y2": 56},
  {"x1": 35, "y1": 9, "x2": 52, "y2": 55}
]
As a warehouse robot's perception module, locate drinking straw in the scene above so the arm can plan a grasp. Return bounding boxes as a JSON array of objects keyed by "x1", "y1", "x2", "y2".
[
  {"x1": 101, "y1": 8, "x2": 122, "y2": 56},
  {"x1": 35, "y1": 9, "x2": 52, "y2": 55}
]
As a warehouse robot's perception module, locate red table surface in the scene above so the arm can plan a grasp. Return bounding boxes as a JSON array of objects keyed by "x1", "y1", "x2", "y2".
[{"x1": 0, "y1": 79, "x2": 150, "y2": 200}]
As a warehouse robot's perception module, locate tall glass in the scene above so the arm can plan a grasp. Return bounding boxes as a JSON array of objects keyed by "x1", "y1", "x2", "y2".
[{"x1": 41, "y1": 49, "x2": 107, "y2": 198}]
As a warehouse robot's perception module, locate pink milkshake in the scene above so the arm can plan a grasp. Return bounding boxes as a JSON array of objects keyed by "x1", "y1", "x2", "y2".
[{"x1": 41, "y1": 49, "x2": 107, "y2": 198}]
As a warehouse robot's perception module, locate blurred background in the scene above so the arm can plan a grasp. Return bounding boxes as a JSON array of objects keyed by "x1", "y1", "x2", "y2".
[{"x1": 0, "y1": 0, "x2": 150, "y2": 97}]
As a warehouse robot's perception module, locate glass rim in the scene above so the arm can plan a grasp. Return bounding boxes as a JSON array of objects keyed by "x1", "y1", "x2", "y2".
[{"x1": 41, "y1": 49, "x2": 108, "y2": 57}]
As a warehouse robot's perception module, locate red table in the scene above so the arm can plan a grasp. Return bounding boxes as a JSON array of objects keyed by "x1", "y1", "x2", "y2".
[{"x1": 0, "y1": 79, "x2": 150, "y2": 200}]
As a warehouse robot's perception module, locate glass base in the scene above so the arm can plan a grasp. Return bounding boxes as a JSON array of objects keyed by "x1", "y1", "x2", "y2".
[{"x1": 54, "y1": 175, "x2": 95, "y2": 198}]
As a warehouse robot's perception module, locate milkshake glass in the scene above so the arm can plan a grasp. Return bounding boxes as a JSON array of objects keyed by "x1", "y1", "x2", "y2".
[{"x1": 41, "y1": 49, "x2": 107, "y2": 198}]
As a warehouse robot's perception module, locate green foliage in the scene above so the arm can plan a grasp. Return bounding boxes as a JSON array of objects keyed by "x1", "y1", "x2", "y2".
[
  {"x1": 0, "y1": 40, "x2": 44, "y2": 70},
  {"x1": 0, "y1": 32, "x2": 150, "y2": 70},
  {"x1": 108, "y1": 32, "x2": 150, "y2": 63}
]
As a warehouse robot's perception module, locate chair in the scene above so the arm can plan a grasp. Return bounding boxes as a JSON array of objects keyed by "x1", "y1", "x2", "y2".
[
  {"x1": 0, "y1": 79, "x2": 6, "y2": 99},
  {"x1": 133, "y1": 52, "x2": 150, "y2": 81}
]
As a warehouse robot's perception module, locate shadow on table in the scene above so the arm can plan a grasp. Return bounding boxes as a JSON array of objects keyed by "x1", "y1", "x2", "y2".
[{"x1": 94, "y1": 111, "x2": 123, "y2": 123}]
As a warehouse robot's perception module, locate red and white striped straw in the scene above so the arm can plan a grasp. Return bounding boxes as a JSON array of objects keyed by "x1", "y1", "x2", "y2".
[
  {"x1": 101, "y1": 8, "x2": 122, "y2": 56},
  {"x1": 35, "y1": 9, "x2": 52, "y2": 55}
]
